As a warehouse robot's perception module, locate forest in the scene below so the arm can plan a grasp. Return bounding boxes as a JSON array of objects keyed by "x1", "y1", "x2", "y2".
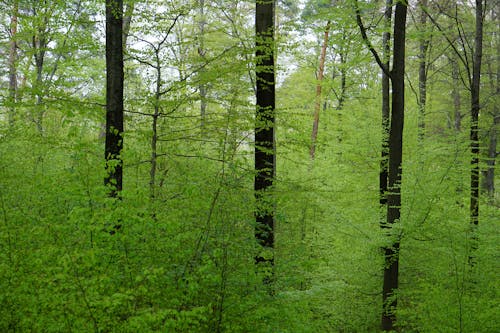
[{"x1": 0, "y1": 0, "x2": 498, "y2": 332}]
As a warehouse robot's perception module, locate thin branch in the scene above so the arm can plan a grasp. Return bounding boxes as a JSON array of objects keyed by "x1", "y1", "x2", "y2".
[
  {"x1": 424, "y1": 6, "x2": 472, "y2": 86},
  {"x1": 353, "y1": 0, "x2": 391, "y2": 77}
]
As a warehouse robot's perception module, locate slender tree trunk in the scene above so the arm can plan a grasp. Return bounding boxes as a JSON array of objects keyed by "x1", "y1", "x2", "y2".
[
  {"x1": 451, "y1": 56, "x2": 462, "y2": 131},
  {"x1": 254, "y1": 0, "x2": 276, "y2": 274},
  {"x1": 32, "y1": 13, "x2": 48, "y2": 133},
  {"x1": 382, "y1": 2, "x2": 407, "y2": 331},
  {"x1": 8, "y1": 0, "x2": 18, "y2": 126},
  {"x1": 150, "y1": 59, "x2": 161, "y2": 202},
  {"x1": 105, "y1": 0, "x2": 124, "y2": 198},
  {"x1": 417, "y1": 0, "x2": 429, "y2": 140},
  {"x1": 198, "y1": 0, "x2": 208, "y2": 130},
  {"x1": 380, "y1": 0, "x2": 392, "y2": 211},
  {"x1": 469, "y1": 0, "x2": 484, "y2": 265},
  {"x1": 336, "y1": 44, "x2": 347, "y2": 144},
  {"x1": 310, "y1": 21, "x2": 331, "y2": 159},
  {"x1": 484, "y1": 7, "x2": 500, "y2": 198}
]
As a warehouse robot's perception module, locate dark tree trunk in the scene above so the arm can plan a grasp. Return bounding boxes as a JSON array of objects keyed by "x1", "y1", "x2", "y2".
[
  {"x1": 380, "y1": 0, "x2": 392, "y2": 211},
  {"x1": 417, "y1": 0, "x2": 429, "y2": 140},
  {"x1": 382, "y1": 2, "x2": 407, "y2": 331},
  {"x1": 310, "y1": 21, "x2": 331, "y2": 160},
  {"x1": 32, "y1": 10, "x2": 48, "y2": 133},
  {"x1": 255, "y1": 0, "x2": 276, "y2": 271},
  {"x1": 469, "y1": 0, "x2": 484, "y2": 265},
  {"x1": 150, "y1": 56, "x2": 161, "y2": 202},
  {"x1": 8, "y1": 0, "x2": 18, "y2": 126},
  {"x1": 105, "y1": 0, "x2": 124, "y2": 198}
]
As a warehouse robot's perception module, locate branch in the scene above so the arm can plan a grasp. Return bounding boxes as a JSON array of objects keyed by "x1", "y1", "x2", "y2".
[
  {"x1": 354, "y1": 0, "x2": 390, "y2": 77},
  {"x1": 423, "y1": 6, "x2": 472, "y2": 86}
]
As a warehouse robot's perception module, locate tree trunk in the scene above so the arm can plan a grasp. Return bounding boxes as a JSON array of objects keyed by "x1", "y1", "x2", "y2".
[
  {"x1": 380, "y1": 0, "x2": 392, "y2": 212},
  {"x1": 469, "y1": 0, "x2": 484, "y2": 265},
  {"x1": 150, "y1": 47, "x2": 162, "y2": 203},
  {"x1": 484, "y1": 6, "x2": 500, "y2": 198},
  {"x1": 105, "y1": 0, "x2": 124, "y2": 198},
  {"x1": 310, "y1": 21, "x2": 331, "y2": 160},
  {"x1": 417, "y1": 0, "x2": 429, "y2": 140},
  {"x1": 198, "y1": 0, "x2": 208, "y2": 131},
  {"x1": 32, "y1": 11, "x2": 48, "y2": 133},
  {"x1": 382, "y1": 2, "x2": 407, "y2": 331},
  {"x1": 450, "y1": 56, "x2": 462, "y2": 131},
  {"x1": 8, "y1": 0, "x2": 18, "y2": 126},
  {"x1": 255, "y1": 0, "x2": 276, "y2": 274}
]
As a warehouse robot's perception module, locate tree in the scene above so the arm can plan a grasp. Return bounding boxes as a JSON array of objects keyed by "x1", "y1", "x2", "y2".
[
  {"x1": 468, "y1": 0, "x2": 484, "y2": 264},
  {"x1": 417, "y1": 0, "x2": 429, "y2": 140},
  {"x1": 310, "y1": 20, "x2": 330, "y2": 160},
  {"x1": 355, "y1": 0, "x2": 408, "y2": 330},
  {"x1": 255, "y1": 0, "x2": 276, "y2": 275},
  {"x1": 105, "y1": 0, "x2": 124, "y2": 198},
  {"x1": 382, "y1": 3, "x2": 407, "y2": 329}
]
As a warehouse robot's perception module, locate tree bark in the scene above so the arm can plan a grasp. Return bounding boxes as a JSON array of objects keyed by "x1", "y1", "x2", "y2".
[
  {"x1": 310, "y1": 21, "x2": 331, "y2": 160},
  {"x1": 105, "y1": 0, "x2": 124, "y2": 198},
  {"x1": 380, "y1": 0, "x2": 392, "y2": 211},
  {"x1": 382, "y1": 1, "x2": 407, "y2": 331},
  {"x1": 8, "y1": 0, "x2": 18, "y2": 126},
  {"x1": 255, "y1": 0, "x2": 276, "y2": 273},
  {"x1": 417, "y1": 0, "x2": 429, "y2": 140},
  {"x1": 469, "y1": 0, "x2": 484, "y2": 265}
]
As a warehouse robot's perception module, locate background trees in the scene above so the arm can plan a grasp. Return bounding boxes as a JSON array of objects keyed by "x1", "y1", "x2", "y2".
[{"x1": 0, "y1": 0, "x2": 498, "y2": 332}]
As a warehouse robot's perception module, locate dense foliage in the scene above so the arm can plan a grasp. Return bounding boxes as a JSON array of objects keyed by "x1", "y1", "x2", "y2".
[{"x1": 0, "y1": 0, "x2": 498, "y2": 332}]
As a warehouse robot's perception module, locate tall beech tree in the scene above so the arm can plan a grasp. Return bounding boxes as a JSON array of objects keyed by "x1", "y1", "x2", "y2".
[
  {"x1": 254, "y1": 0, "x2": 276, "y2": 271},
  {"x1": 105, "y1": 0, "x2": 124, "y2": 197},
  {"x1": 469, "y1": 0, "x2": 484, "y2": 264},
  {"x1": 383, "y1": 3, "x2": 407, "y2": 329},
  {"x1": 380, "y1": 0, "x2": 392, "y2": 213},
  {"x1": 355, "y1": 0, "x2": 408, "y2": 330}
]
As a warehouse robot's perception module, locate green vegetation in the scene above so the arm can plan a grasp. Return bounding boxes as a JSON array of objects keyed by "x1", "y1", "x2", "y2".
[{"x1": 0, "y1": 0, "x2": 498, "y2": 332}]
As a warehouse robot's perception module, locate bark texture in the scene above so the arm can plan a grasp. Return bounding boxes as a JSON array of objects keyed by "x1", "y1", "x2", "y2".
[
  {"x1": 254, "y1": 0, "x2": 276, "y2": 269},
  {"x1": 417, "y1": 0, "x2": 429, "y2": 140},
  {"x1": 469, "y1": 0, "x2": 484, "y2": 265},
  {"x1": 382, "y1": 2, "x2": 407, "y2": 331},
  {"x1": 105, "y1": 0, "x2": 124, "y2": 198},
  {"x1": 380, "y1": 0, "x2": 392, "y2": 211}
]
